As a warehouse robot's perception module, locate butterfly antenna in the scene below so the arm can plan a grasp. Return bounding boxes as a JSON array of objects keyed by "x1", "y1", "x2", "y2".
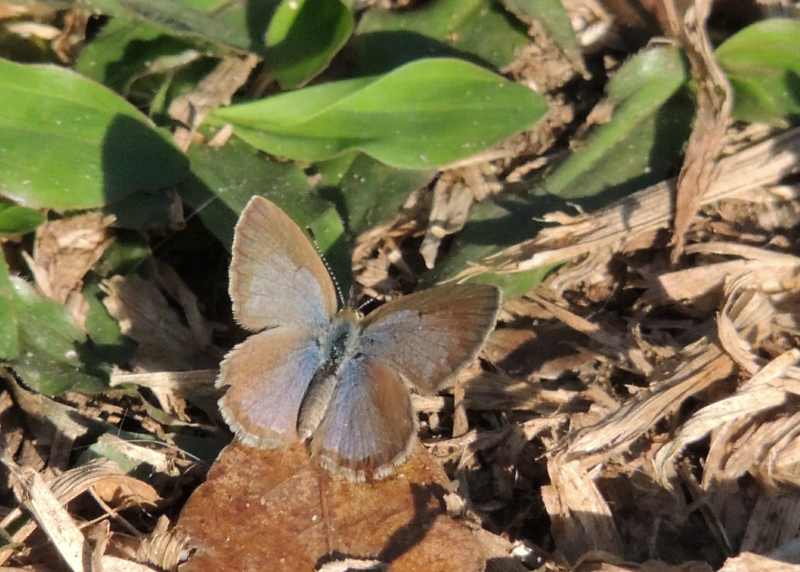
[
  {"x1": 356, "y1": 295, "x2": 378, "y2": 314},
  {"x1": 308, "y1": 230, "x2": 345, "y2": 308}
]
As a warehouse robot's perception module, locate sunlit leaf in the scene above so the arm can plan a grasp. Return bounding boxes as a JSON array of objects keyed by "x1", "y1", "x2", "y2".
[
  {"x1": 0, "y1": 202, "x2": 44, "y2": 235},
  {"x1": 0, "y1": 58, "x2": 189, "y2": 211},
  {"x1": 212, "y1": 57, "x2": 548, "y2": 169},
  {"x1": 716, "y1": 18, "x2": 800, "y2": 125}
]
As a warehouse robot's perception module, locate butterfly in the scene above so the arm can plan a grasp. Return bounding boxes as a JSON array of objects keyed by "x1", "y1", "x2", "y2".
[{"x1": 216, "y1": 196, "x2": 500, "y2": 481}]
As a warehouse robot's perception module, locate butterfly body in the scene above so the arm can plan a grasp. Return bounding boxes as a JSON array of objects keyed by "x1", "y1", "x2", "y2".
[
  {"x1": 217, "y1": 196, "x2": 500, "y2": 481},
  {"x1": 297, "y1": 310, "x2": 362, "y2": 441}
]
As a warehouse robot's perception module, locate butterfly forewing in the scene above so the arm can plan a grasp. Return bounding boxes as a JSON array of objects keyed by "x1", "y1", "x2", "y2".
[
  {"x1": 359, "y1": 284, "x2": 500, "y2": 393},
  {"x1": 217, "y1": 326, "x2": 324, "y2": 447},
  {"x1": 311, "y1": 356, "x2": 415, "y2": 481},
  {"x1": 230, "y1": 196, "x2": 338, "y2": 333}
]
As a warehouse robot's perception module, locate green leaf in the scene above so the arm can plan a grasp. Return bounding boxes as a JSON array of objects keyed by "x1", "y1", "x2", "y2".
[
  {"x1": 180, "y1": 138, "x2": 351, "y2": 291},
  {"x1": 544, "y1": 46, "x2": 693, "y2": 200},
  {"x1": 212, "y1": 57, "x2": 548, "y2": 169},
  {"x1": 83, "y1": 278, "x2": 136, "y2": 366},
  {"x1": 500, "y1": 0, "x2": 584, "y2": 72},
  {"x1": 716, "y1": 18, "x2": 800, "y2": 125},
  {"x1": 0, "y1": 58, "x2": 189, "y2": 211},
  {"x1": 80, "y1": 0, "x2": 280, "y2": 55},
  {"x1": 266, "y1": 0, "x2": 353, "y2": 89},
  {"x1": 0, "y1": 202, "x2": 44, "y2": 235},
  {"x1": 0, "y1": 254, "x2": 19, "y2": 360},
  {"x1": 75, "y1": 17, "x2": 198, "y2": 94},
  {"x1": 316, "y1": 153, "x2": 434, "y2": 235},
  {"x1": 11, "y1": 278, "x2": 106, "y2": 395},
  {"x1": 354, "y1": 0, "x2": 529, "y2": 72}
]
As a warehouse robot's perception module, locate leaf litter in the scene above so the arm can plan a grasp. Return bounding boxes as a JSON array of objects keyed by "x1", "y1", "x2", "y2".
[{"x1": 1, "y1": 2, "x2": 800, "y2": 572}]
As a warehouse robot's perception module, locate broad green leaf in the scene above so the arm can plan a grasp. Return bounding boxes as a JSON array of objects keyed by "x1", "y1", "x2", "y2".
[
  {"x1": 81, "y1": 0, "x2": 280, "y2": 55},
  {"x1": 500, "y1": 0, "x2": 584, "y2": 72},
  {"x1": 75, "y1": 17, "x2": 198, "y2": 94},
  {"x1": 0, "y1": 202, "x2": 44, "y2": 235},
  {"x1": 316, "y1": 153, "x2": 434, "y2": 235},
  {"x1": 212, "y1": 58, "x2": 548, "y2": 169},
  {"x1": 180, "y1": 138, "x2": 350, "y2": 291},
  {"x1": 0, "y1": 254, "x2": 19, "y2": 360},
  {"x1": 0, "y1": 58, "x2": 189, "y2": 211},
  {"x1": 354, "y1": 0, "x2": 529, "y2": 72},
  {"x1": 424, "y1": 190, "x2": 565, "y2": 296},
  {"x1": 544, "y1": 46, "x2": 693, "y2": 200},
  {"x1": 266, "y1": 0, "x2": 353, "y2": 89},
  {"x1": 716, "y1": 18, "x2": 800, "y2": 125},
  {"x1": 11, "y1": 278, "x2": 106, "y2": 395}
]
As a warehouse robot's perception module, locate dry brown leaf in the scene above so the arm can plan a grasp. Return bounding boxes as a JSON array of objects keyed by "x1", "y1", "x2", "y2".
[
  {"x1": 169, "y1": 55, "x2": 259, "y2": 151},
  {"x1": 132, "y1": 515, "x2": 191, "y2": 571},
  {"x1": 561, "y1": 339, "x2": 734, "y2": 469},
  {"x1": 667, "y1": 0, "x2": 733, "y2": 259},
  {"x1": 465, "y1": 127, "x2": 800, "y2": 280},
  {"x1": 740, "y1": 493, "x2": 800, "y2": 555},
  {"x1": 102, "y1": 274, "x2": 216, "y2": 372},
  {"x1": 3, "y1": 459, "x2": 89, "y2": 571},
  {"x1": 573, "y1": 550, "x2": 713, "y2": 572},
  {"x1": 27, "y1": 212, "x2": 115, "y2": 304},
  {"x1": 653, "y1": 349, "x2": 800, "y2": 483},
  {"x1": 0, "y1": 458, "x2": 159, "y2": 566},
  {"x1": 720, "y1": 552, "x2": 800, "y2": 571},
  {"x1": 420, "y1": 168, "x2": 495, "y2": 269},
  {"x1": 178, "y1": 441, "x2": 487, "y2": 572},
  {"x1": 542, "y1": 460, "x2": 622, "y2": 563},
  {"x1": 101, "y1": 555, "x2": 160, "y2": 572}
]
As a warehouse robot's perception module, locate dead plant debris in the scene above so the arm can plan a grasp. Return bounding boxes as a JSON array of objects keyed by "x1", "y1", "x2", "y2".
[{"x1": 1, "y1": 3, "x2": 800, "y2": 572}]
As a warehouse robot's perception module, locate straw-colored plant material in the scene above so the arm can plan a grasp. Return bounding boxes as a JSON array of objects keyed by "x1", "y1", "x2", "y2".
[
  {"x1": 455, "y1": 127, "x2": 800, "y2": 279},
  {"x1": 542, "y1": 459, "x2": 622, "y2": 562},
  {"x1": 0, "y1": 458, "x2": 159, "y2": 566},
  {"x1": 3, "y1": 459, "x2": 89, "y2": 571}
]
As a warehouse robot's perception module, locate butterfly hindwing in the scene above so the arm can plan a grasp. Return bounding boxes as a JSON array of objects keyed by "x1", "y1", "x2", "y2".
[
  {"x1": 217, "y1": 326, "x2": 324, "y2": 447},
  {"x1": 230, "y1": 196, "x2": 338, "y2": 333},
  {"x1": 311, "y1": 356, "x2": 415, "y2": 481},
  {"x1": 358, "y1": 283, "x2": 500, "y2": 393}
]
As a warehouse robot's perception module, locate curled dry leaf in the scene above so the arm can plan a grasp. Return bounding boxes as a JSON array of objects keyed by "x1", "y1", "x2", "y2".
[
  {"x1": 177, "y1": 441, "x2": 487, "y2": 572},
  {"x1": 667, "y1": 0, "x2": 733, "y2": 259},
  {"x1": 169, "y1": 54, "x2": 259, "y2": 151},
  {"x1": 102, "y1": 272, "x2": 217, "y2": 373},
  {"x1": 28, "y1": 211, "x2": 115, "y2": 304},
  {"x1": 542, "y1": 459, "x2": 622, "y2": 563}
]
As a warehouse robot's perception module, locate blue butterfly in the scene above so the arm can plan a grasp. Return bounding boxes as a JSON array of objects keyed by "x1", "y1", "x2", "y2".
[{"x1": 217, "y1": 196, "x2": 500, "y2": 481}]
